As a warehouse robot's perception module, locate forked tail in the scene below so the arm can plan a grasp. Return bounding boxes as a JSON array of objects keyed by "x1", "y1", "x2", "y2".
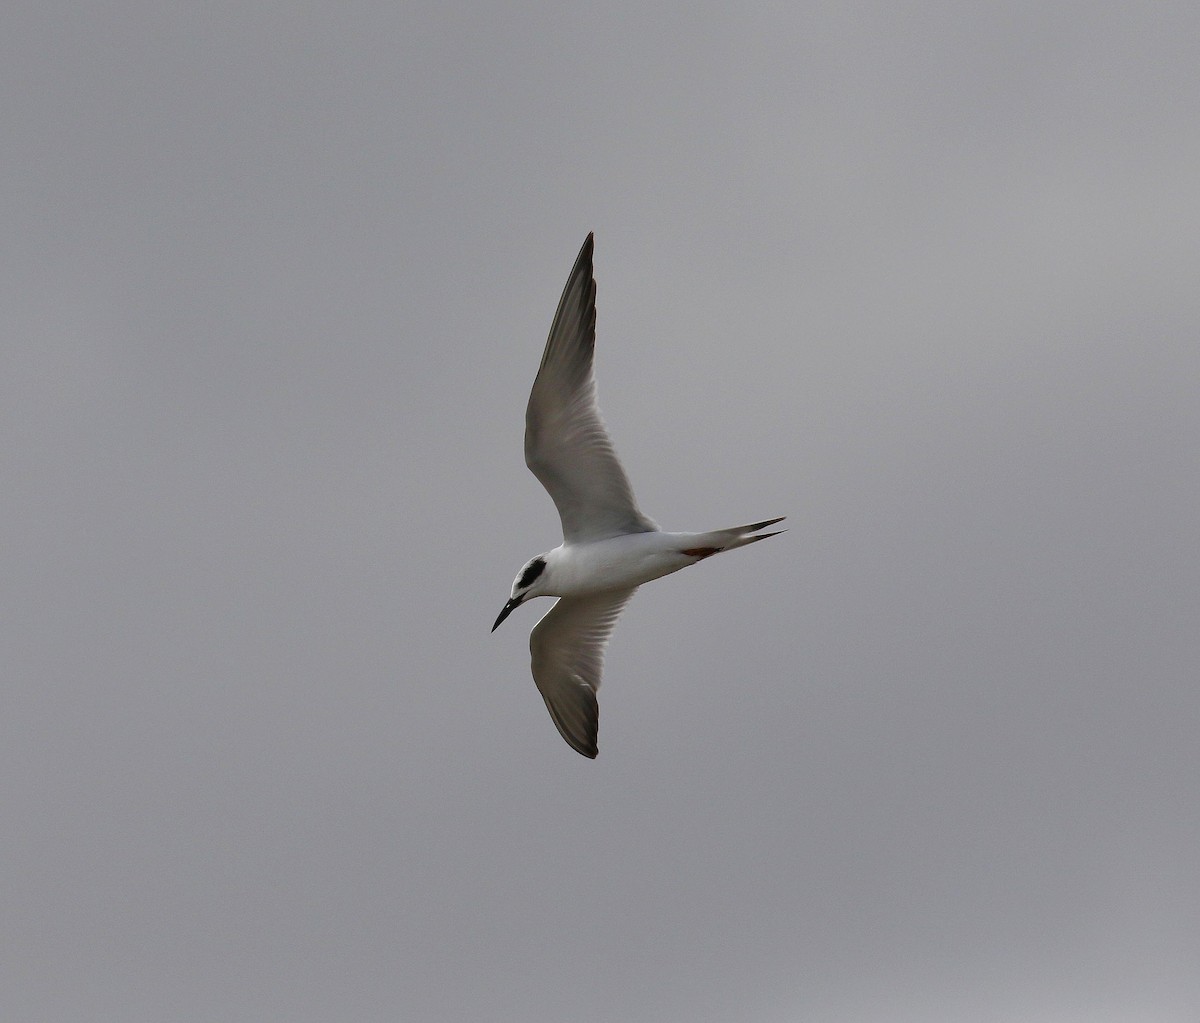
[
  {"x1": 680, "y1": 517, "x2": 786, "y2": 559},
  {"x1": 717, "y1": 516, "x2": 787, "y2": 550}
]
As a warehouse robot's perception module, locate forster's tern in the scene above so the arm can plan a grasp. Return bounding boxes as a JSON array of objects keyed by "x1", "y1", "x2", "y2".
[{"x1": 494, "y1": 233, "x2": 784, "y2": 758}]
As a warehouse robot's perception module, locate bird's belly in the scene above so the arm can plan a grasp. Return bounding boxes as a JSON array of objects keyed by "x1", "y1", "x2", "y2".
[{"x1": 551, "y1": 538, "x2": 689, "y2": 595}]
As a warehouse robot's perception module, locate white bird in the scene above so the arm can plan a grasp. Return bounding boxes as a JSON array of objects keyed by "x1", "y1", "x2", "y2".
[{"x1": 493, "y1": 233, "x2": 784, "y2": 758}]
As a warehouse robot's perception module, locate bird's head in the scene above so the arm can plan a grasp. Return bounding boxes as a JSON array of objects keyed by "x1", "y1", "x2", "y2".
[{"x1": 492, "y1": 554, "x2": 550, "y2": 631}]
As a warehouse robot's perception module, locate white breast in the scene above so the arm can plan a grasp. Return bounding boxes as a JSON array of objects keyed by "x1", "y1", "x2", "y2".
[{"x1": 545, "y1": 533, "x2": 695, "y2": 596}]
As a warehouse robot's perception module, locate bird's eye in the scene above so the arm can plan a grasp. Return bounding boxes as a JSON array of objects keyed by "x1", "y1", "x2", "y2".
[{"x1": 518, "y1": 558, "x2": 546, "y2": 589}]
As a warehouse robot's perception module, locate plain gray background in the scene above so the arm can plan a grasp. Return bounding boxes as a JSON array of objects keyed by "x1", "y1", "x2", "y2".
[{"x1": 4, "y1": 3, "x2": 1198, "y2": 1020}]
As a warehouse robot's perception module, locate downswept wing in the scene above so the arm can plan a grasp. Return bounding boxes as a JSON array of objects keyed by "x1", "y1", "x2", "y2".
[
  {"x1": 525, "y1": 234, "x2": 657, "y2": 544},
  {"x1": 529, "y1": 587, "x2": 638, "y2": 758}
]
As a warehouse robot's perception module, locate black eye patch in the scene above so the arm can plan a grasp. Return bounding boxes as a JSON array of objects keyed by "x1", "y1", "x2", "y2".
[{"x1": 518, "y1": 558, "x2": 546, "y2": 589}]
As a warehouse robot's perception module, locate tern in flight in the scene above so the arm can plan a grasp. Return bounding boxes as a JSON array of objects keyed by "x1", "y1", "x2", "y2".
[{"x1": 493, "y1": 234, "x2": 784, "y2": 757}]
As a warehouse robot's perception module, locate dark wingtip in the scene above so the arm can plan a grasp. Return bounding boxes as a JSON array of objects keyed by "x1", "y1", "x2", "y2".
[
  {"x1": 565, "y1": 724, "x2": 598, "y2": 759},
  {"x1": 558, "y1": 729, "x2": 598, "y2": 758},
  {"x1": 746, "y1": 516, "x2": 786, "y2": 532}
]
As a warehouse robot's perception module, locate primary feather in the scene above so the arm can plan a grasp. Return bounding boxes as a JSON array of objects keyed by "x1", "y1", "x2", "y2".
[{"x1": 524, "y1": 233, "x2": 657, "y2": 543}]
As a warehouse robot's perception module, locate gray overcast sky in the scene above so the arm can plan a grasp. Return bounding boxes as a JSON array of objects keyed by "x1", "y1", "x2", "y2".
[{"x1": 4, "y1": 3, "x2": 1198, "y2": 1020}]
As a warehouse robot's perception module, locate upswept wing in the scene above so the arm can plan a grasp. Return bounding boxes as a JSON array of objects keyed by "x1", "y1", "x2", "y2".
[
  {"x1": 529, "y1": 587, "x2": 638, "y2": 758},
  {"x1": 524, "y1": 234, "x2": 657, "y2": 543}
]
